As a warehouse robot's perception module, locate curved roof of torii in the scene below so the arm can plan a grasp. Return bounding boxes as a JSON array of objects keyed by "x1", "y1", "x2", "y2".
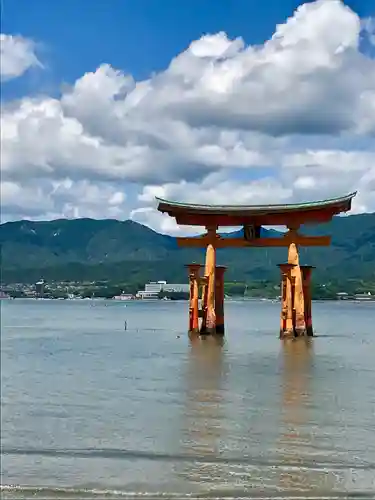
[{"x1": 156, "y1": 192, "x2": 357, "y2": 226}]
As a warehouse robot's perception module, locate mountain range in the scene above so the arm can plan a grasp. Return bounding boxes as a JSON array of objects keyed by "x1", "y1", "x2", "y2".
[{"x1": 0, "y1": 213, "x2": 374, "y2": 284}]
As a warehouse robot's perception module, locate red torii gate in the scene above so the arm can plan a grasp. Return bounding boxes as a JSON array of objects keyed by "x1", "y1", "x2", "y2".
[{"x1": 157, "y1": 192, "x2": 356, "y2": 338}]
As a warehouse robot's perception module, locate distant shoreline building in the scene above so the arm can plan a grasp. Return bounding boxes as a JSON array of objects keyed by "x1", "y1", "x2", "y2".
[
  {"x1": 136, "y1": 280, "x2": 189, "y2": 299},
  {"x1": 113, "y1": 293, "x2": 134, "y2": 301},
  {"x1": 354, "y1": 292, "x2": 373, "y2": 301},
  {"x1": 35, "y1": 279, "x2": 46, "y2": 298}
]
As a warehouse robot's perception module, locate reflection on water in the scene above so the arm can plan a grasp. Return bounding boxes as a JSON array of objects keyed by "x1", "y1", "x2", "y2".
[
  {"x1": 178, "y1": 336, "x2": 362, "y2": 496},
  {"x1": 278, "y1": 338, "x2": 316, "y2": 491},
  {"x1": 278, "y1": 339, "x2": 338, "y2": 494},
  {"x1": 279, "y1": 338, "x2": 314, "y2": 457},
  {"x1": 178, "y1": 335, "x2": 227, "y2": 489}
]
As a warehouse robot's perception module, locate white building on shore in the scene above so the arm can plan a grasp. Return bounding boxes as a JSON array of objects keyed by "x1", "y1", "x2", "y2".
[{"x1": 136, "y1": 280, "x2": 189, "y2": 299}]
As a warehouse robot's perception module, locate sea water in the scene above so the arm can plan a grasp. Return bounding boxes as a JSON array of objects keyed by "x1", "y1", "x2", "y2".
[{"x1": 1, "y1": 299, "x2": 375, "y2": 498}]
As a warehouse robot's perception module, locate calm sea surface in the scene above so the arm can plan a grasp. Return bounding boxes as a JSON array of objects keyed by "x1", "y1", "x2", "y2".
[{"x1": 1, "y1": 299, "x2": 375, "y2": 499}]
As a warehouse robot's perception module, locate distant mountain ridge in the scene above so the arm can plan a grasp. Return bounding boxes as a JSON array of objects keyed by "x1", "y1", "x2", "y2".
[{"x1": 0, "y1": 213, "x2": 374, "y2": 283}]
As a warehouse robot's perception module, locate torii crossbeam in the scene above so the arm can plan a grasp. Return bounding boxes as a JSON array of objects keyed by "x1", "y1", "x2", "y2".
[{"x1": 157, "y1": 192, "x2": 356, "y2": 338}]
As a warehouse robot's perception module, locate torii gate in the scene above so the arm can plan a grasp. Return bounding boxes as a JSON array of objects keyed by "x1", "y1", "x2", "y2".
[{"x1": 157, "y1": 192, "x2": 356, "y2": 338}]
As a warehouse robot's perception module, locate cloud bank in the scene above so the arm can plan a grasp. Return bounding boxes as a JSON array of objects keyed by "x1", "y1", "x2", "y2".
[{"x1": 1, "y1": 0, "x2": 374, "y2": 233}]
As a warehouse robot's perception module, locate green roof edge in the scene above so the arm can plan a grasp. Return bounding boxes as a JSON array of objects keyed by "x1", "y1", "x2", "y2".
[{"x1": 156, "y1": 191, "x2": 357, "y2": 212}]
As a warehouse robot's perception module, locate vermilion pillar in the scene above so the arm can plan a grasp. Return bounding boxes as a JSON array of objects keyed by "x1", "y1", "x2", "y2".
[
  {"x1": 287, "y1": 243, "x2": 306, "y2": 336},
  {"x1": 202, "y1": 243, "x2": 216, "y2": 335},
  {"x1": 200, "y1": 276, "x2": 208, "y2": 334},
  {"x1": 186, "y1": 264, "x2": 202, "y2": 334},
  {"x1": 278, "y1": 264, "x2": 295, "y2": 339},
  {"x1": 301, "y1": 266, "x2": 314, "y2": 336},
  {"x1": 215, "y1": 266, "x2": 226, "y2": 335}
]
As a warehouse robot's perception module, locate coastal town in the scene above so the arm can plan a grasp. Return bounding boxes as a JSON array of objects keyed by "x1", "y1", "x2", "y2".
[{"x1": 1, "y1": 278, "x2": 374, "y2": 302}]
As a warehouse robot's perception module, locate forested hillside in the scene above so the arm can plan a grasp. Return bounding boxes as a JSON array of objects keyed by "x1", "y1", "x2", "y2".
[{"x1": 1, "y1": 213, "x2": 374, "y2": 283}]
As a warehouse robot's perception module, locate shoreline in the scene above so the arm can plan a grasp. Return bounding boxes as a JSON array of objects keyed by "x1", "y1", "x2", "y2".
[{"x1": 2, "y1": 296, "x2": 375, "y2": 302}]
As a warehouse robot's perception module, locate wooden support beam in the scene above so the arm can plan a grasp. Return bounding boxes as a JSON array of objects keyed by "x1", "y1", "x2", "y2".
[
  {"x1": 278, "y1": 264, "x2": 295, "y2": 338},
  {"x1": 215, "y1": 266, "x2": 226, "y2": 335},
  {"x1": 173, "y1": 211, "x2": 336, "y2": 227},
  {"x1": 177, "y1": 234, "x2": 331, "y2": 248},
  {"x1": 185, "y1": 264, "x2": 202, "y2": 334},
  {"x1": 301, "y1": 266, "x2": 315, "y2": 337}
]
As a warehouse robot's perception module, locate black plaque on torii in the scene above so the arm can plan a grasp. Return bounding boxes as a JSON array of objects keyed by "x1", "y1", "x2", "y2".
[{"x1": 243, "y1": 224, "x2": 262, "y2": 241}]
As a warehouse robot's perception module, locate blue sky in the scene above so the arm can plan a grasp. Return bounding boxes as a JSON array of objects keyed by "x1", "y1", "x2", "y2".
[
  {"x1": 1, "y1": 0, "x2": 374, "y2": 232},
  {"x1": 2, "y1": 0, "x2": 373, "y2": 94}
]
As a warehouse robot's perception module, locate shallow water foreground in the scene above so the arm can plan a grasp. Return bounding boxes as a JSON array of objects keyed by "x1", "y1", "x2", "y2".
[{"x1": 1, "y1": 299, "x2": 375, "y2": 499}]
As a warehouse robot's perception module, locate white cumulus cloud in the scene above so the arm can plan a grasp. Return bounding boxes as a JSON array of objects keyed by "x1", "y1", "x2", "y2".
[{"x1": 0, "y1": 33, "x2": 42, "y2": 81}]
